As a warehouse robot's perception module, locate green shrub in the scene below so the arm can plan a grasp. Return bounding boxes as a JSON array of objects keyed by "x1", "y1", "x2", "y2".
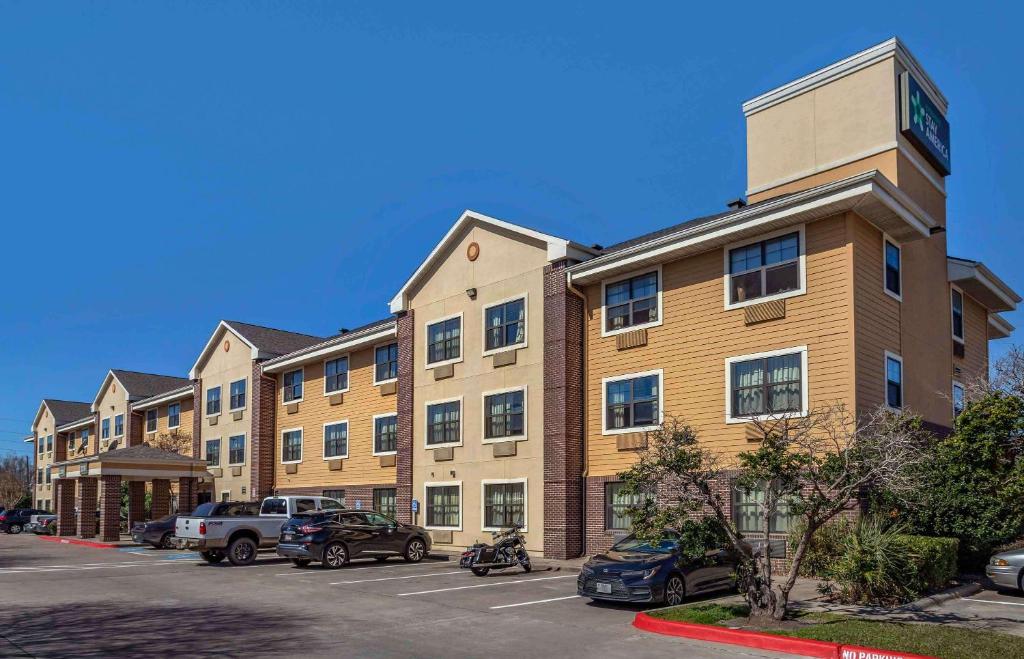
[
  {"x1": 897, "y1": 535, "x2": 958, "y2": 594},
  {"x1": 790, "y1": 517, "x2": 853, "y2": 577}
]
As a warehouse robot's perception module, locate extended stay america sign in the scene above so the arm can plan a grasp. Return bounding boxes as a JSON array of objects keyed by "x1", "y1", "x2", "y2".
[{"x1": 899, "y1": 70, "x2": 951, "y2": 176}]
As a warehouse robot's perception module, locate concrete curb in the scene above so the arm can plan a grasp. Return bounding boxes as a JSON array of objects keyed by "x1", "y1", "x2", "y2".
[
  {"x1": 633, "y1": 612, "x2": 937, "y2": 659},
  {"x1": 899, "y1": 582, "x2": 982, "y2": 612},
  {"x1": 38, "y1": 536, "x2": 123, "y2": 549}
]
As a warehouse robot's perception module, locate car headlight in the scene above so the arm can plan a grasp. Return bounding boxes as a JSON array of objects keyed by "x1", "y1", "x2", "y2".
[
  {"x1": 621, "y1": 567, "x2": 659, "y2": 580},
  {"x1": 993, "y1": 558, "x2": 1010, "y2": 566}
]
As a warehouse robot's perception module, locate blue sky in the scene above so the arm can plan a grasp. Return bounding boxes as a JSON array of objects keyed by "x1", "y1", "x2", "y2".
[{"x1": 2, "y1": 2, "x2": 1021, "y2": 457}]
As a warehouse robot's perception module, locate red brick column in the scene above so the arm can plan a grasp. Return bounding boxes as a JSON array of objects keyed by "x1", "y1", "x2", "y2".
[
  {"x1": 250, "y1": 362, "x2": 277, "y2": 501},
  {"x1": 395, "y1": 310, "x2": 415, "y2": 524},
  {"x1": 152, "y1": 479, "x2": 171, "y2": 519},
  {"x1": 179, "y1": 476, "x2": 198, "y2": 515},
  {"x1": 192, "y1": 380, "x2": 202, "y2": 458},
  {"x1": 127, "y1": 480, "x2": 146, "y2": 525},
  {"x1": 56, "y1": 478, "x2": 77, "y2": 536},
  {"x1": 543, "y1": 260, "x2": 585, "y2": 559},
  {"x1": 99, "y1": 475, "x2": 121, "y2": 541},
  {"x1": 77, "y1": 477, "x2": 98, "y2": 538}
]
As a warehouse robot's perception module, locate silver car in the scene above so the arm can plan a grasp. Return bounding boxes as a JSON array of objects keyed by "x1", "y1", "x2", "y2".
[{"x1": 986, "y1": 548, "x2": 1024, "y2": 590}]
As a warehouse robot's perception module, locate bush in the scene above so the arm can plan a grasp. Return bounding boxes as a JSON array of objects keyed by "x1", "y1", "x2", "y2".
[
  {"x1": 790, "y1": 517, "x2": 853, "y2": 577},
  {"x1": 898, "y1": 535, "x2": 958, "y2": 594}
]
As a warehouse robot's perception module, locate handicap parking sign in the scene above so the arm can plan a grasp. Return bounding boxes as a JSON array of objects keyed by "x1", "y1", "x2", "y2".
[
  {"x1": 355, "y1": 499, "x2": 362, "y2": 510},
  {"x1": 411, "y1": 499, "x2": 419, "y2": 513}
]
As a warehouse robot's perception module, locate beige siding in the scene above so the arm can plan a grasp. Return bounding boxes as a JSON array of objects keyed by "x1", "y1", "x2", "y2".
[
  {"x1": 32, "y1": 407, "x2": 55, "y2": 507},
  {"x1": 585, "y1": 215, "x2": 856, "y2": 477},
  {"x1": 956, "y1": 294, "x2": 989, "y2": 385},
  {"x1": 142, "y1": 397, "x2": 196, "y2": 457}
]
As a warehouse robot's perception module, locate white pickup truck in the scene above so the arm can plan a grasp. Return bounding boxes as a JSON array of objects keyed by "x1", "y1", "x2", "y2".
[{"x1": 175, "y1": 495, "x2": 345, "y2": 565}]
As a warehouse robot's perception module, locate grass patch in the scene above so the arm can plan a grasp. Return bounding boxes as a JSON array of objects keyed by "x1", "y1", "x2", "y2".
[{"x1": 649, "y1": 605, "x2": 1024, "y2": 659}]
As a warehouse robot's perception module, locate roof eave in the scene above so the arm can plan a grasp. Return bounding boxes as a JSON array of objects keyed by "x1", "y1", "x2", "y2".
[
  {"x1": 57, "y1": 416, "x2": 96, "y2": 433},
  {"x1": 262, "y1": 324, "x2": 397, "y2": 374},
  {"x1": 189, "y1": 321, "x2": 259, "y2": 380},
  {"x1": 948, "y1": 259, "x2": 1021, "y2": 313},
  {"x1": 91, "y1": 370, "x2": 130, "y2": 413},
  {"x1": 131, "y1": 385, "x2": 195, "y2": 411},
  {"x1": 989, "y1": 313, "x2": 1015, "y2": 340}
]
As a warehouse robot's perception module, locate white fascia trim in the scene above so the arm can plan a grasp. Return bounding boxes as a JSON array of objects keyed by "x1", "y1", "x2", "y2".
[
  {"x1": 322, "y1": 420, "x2": 349, "y2": 461},
  {"x1": 371, "y1": 412, "x2": 399, "y2": 456},
  {"x1": 389, "y1": 209, "x2": 597, "y2": 313},
  {"x1": 882, "y1": 234, "x2": 903, "y2": 302},
  {"x1": 884, "y1": 351, "x2": 904, "y2": 412},
  {"x1": 600, "y1": 369, "x2": 665, "y2": 436},
  {"x1": 423, "y1": 480, "x2": 463, "y2": 531},
  {"x1": 724, "y1": 346, "x2": 809, "y2": 424},
  {"x1": 989, "y1": 313, "x2": 1015, "y2": 339},
  {"x1": 57, "y1": 417, "x2": 95, "y2": 433},
  {"x1": 262, "y1": 326, "x2": 397, "y2": 374},
  {"x1": 599, "y1": 265, "x2": 665, "y2": 337},
  {"x1": 280, "y1": 427, "x2": 303, "y2": 464},
  {"x1": 481, "y1": 385, "x2": 528, "y2": 444},
  {"x1": 743, "y1": 37, "x2": 946, "y2": 117},
  {"x1": 480, "y1": 292, "x2": 530, "y2": 357},
  {"x1": 132, "y1": 386, "x2": 194, "y2": 411},
  {"x1": 722, "y1": 225, "x2": 807, "y2": 311},
  {"x1": 480, "y1": 478, "x2": 528, "y2": 532},
  {"x1": 424, "y1": 396, "x2": 464, "y2": 449},
  {"x1": 189, "y1": 321, "x2": 260, "y2": 380},
  {"x1": 424, "y1": 312, "x2": 465, "y2": 370}
]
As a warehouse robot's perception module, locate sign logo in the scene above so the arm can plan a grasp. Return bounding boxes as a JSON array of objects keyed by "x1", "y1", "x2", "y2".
[{"x1": 899, "y1": 71, "x2": 950, "y2": 176}]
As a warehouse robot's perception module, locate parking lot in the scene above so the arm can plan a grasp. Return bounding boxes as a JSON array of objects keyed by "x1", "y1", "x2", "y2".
[{"x1": 0, "y1": 534, "x2": 793, "y2": 658}]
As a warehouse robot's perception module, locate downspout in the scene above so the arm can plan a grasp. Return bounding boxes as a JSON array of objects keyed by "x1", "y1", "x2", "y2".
[{"x1": 566, "y1": 270, "x2": 588, "y2": 556}]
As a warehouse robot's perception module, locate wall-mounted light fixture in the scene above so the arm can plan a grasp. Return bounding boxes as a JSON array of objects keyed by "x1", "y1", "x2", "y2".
[{"x1": 466, "y1": 288, "x2": 477, "y2": 299}]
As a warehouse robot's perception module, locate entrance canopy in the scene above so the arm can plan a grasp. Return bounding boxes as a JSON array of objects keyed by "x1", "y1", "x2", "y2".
[{"x1": 51, "y1": 444, "x2": 210, "y2": 482}]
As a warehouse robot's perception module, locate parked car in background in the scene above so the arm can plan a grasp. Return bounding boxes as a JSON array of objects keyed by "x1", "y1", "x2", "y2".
[
  {"x1": 578, "y1": 530, "x2": 744, "y2": 606},
  {"x1": 131, "y1": 515, "x2": 178, "y2": 549},
  {"x1": 176, "y1": 495, "x2": 345, "y2": 566},
  {"x1": 277, "y1": 509, "x2": 431, "y2": 569},
  {"x1": 30, "y1": 518, "x2": 57, "y2": 535},
  {"x1": 0, "y1": 508, "x2": 53, "y2": 534},
  {"x1": 987, "y1": 548, "x2": 1024, "y2": 591}
]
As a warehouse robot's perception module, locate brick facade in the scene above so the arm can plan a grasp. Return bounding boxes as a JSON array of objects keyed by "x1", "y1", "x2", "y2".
[
  {"x1": 77, "y1": 476, "x2": 98, "y2": 538},
  {"x1": 395, "y1": 310, "x2": 414, "y2": 524},
  {"x1": 542, "y1": 261, "x2": 585, "y2": 559},
  {"x1": 126, "y1": 409, "x2": 144, "y2": 448},
  {"x1": 99, "y1": 475, "x2": 121, "y2": 541},
  {"x1": 179, "y1": 476, "x2": 198, "y2": 515},
  {"x1": 56, "y1": 478, "x2": 76, "y2": 536},
  {"x1": 151, "y1": 478, "x2": 171, "y2": 519},
  {"x1": 191, "y1": 380, "x2": 202, "y2": 459},
  {"x1": 250, "y1": 361, "x2": 277, "y2": 501},
  {"x1": 127, "y1": 480, "x2": 146, "y2": 526}
]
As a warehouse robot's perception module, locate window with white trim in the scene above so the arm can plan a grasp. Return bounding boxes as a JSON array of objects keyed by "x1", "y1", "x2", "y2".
[
  {"x1": 101, "y1": 418, "x2": 110, "y2": 440},
  {"x1": 951, "y1": 289, "x2": 965, "y2": 344},
  {"x1": 953, "y1": 381, "x2": 965, "y2": 418},
  {"x1": 426, "y1": 400, "x2": 460, "y2": 446},
  {"x1": 373, "y1": 488, "x2": 397, "y2": 518},
  {"x1": 605, "y1": 271, "x2": 659, "y2": 332},
  {"x1": 729, "y1": 351, "x2": 803, "y2": 419},
  {"x1": 732, "y1": 480, "x2": 795, "y2": 534},
  {"x1": 229, "y1": 434, "x2": 245, "y2": 465},
  {"x1": 324, "y1": 357, "x2": 349, "y2": 394},
  {"x1": 282, "y1": 429, "x2": 303, "y2": 463},
  {"x1": 114, "y1": 414, "x2": 124, "y2": 437},
  {"x1": 374, "y1": 414, "x2": 397, "y2": 454},
  {"x1": 323, "y1": 422, "x2": 348, "y2": 459},
  {"x1": 283, "y1": 370, "x2": 303, "y2": 402},
  {"x1": 484, "y1": 390, "x2": 525, "y2": 440},
  {"x1": 426, "y1": 317, "x2": 461, "y2": 365},
  {"x1": 168, "y1": 403, "x2": 181, "y2": 428},
  {"x1": 375, "y1": 343, "x2": 399, "y2": 383},
  {"x1": 604, "y1": 372, "x2": 660, "y2": 432},
  {"x1": 728, "y1": 231, "x2": 800, "y2": 305},
  {"x1": 484, "y1": 298, "x2": 526, "y2": 352},
  {"x1": 46, "y1": 435, "x2": 52, "y2": 453},
  {"x1": 206, "y1": 386, "x2": 221, "y2": 415},
  {"x1": 886, "y1": 353, "x2": 903, "y2": 409},
  {"x1": 205, "y1": 439, "x2": 221, "y2": 466},
  {"x1": 604, "y1": 482, "x2": 647, "y2": 531},
  {"x1": 483, "y1": 481, "x2": 525, "y2": 529},
  {"x1": 146, "y1": 409, "x2": 157, "y2": 433},
  {"x1": 425, "y1": 484, "x2": 460, "y2": 528},
  {"x1": 884, "y1": 239, "x2": 902, "y2": 298},
  {"x1": 229, "y1": 379, "x2": 246, "y2": 410}
]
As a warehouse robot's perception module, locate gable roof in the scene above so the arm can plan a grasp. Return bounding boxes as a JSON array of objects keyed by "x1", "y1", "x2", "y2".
[
  {"x1": 948, "y1": 256, "x2": 1021, "y2": 313},
  {"x1": 388, "y1": 210, "x2": 599, "y2": 313},
  {"x1": 31, "y1": 399, "x2": 92, "y2": 433},
  {"x1": 91, "y1": 369, "x2": 191, "y2": 412},
  {"x1": 262, "y1": 317, "x2": 396, "y2": 374},
  {"x1": 189, "y1": 320, "x2": 326, "y2": 379}
]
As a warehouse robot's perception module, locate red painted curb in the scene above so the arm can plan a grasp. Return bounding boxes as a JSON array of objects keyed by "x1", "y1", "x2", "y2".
[
  {"x1": 38, "y1": 536, "x2": 120, "y2": 549},
  {"x1": 633, "y1": 612, "x2": 936, "y2": 659}
]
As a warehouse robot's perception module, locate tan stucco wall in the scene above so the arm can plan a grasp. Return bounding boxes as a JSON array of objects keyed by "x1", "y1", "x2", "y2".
[
  {"x1": 96, "y1": 379, "x2": 130, "y2": 453},
  {"x1": 32, "y1": 407, "x2": 55, "y2": 507},
  {"x1": 195, "y1": 326, "x2": 253, "y2": 501},
  {"x1": 408, "y1": 221, "x2": 548, "y2": 552},
  {"x1": 273, "y1": 343, "x2": 397, "y2": 495}
]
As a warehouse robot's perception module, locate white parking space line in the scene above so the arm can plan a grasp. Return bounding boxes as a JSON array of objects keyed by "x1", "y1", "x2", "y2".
[
  {"x1": 274, "y1": 561, "x2": 454, "y2": 577},
  {"x1": 0, "y1": 561, "x2": 184, "y2": 576},
  {"x1": 398, "y1": 574, "x2": 577, "y2": 597},
  {"x1": 961, "y1": 597, "x2": 1024, "y2": 607},
  {"x1": 329, "y1": 570, "x2": 464, "y2": 585},
  {"x1": 490, "y1": 595, "x2": 581, "y2": 609}
]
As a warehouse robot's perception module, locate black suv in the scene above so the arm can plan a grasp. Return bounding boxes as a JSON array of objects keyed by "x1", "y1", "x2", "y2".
[
  {"x1": 277, "y1": 510, "x2": 431, "y2": 568},
  {"x1": 0, "y1": 508, "x2": 51, "y2": 534}
]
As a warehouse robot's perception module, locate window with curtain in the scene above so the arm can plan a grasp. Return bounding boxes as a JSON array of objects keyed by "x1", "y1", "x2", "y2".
[
  {"x1": 114, "y1": 414, "x2": 125, "y2": 436},
  {"x1": 605, "y1": 374, "x2": 659, "y2": 431},
  {"x1": 484, "y1": 390, "x2": 525, "y2": 439},
  {"x1": 484, "y1": 298, "x2": 526, "y2": 351},
  {"x1": 730, "y1": 352, "x2": 802, "y2": 417},
  {"x1": 732, "y1": 481, "x2": 795, "y2": 534},
  {"x1": 483, "y1": 482, "x2": 525, "y2": 529},
  {"x1": 374, "y1": 414, "x2": 397, "y2": 454},
  {"x1": 375, "y1": 343, "x2": 399, "y2": 383},
  {"x1": 168, "y1": 403, "x2": 181, "y2": 428},
  {"x1": 728, "y1": 232, "x2": 800, "y2": 304},
  {"x1": 146, "y1": 409, "x2": 157, "y2": 433},
  {"x1": 373, "y1": 488, "x2": 397, "y2": 518},
  {"x1": 230, "y1": 379, "x2": 247, "y2": 409},
  {"x1": 425, "y1": 485, "x2": 460, "y2": 528},
  {"x1": 426, "y1": 317, "x2": 461, "y2": 364},
  {"x1": 228, "y1": 435, "x2": 245, "y2": 465},
  {"x1": 205, "y1": 439, "x2": 221, "y2": 466},
  {"x1": 283, "y1": 370, "x2": 303, "y2": 402},
  {"x1": 206, "y1": 387, "x2": 221, "y2": 415},
  {"x1": 426, "y1": 401, "x2": 460, "y2": 446},
  {"x1": 101, "y1": 418, "x2": 110, "y2": 439},
  {"x1": 324, "y1": 357, "x2": 349, "y2": 393},
  {"x1": 605, "y1": 271, "x2": 659, "y2": 332},
  {"x1": 323, "y1": 489, "x2": 346, "y2": 507},
  {"x1": 323, "y1": 422, "x2": 348, "y2": 459},
  {"x1": 604, "y1": 482, "x2": 646, "y2": 531},
  {"x1": 282, "y1": 429, "x2": 303, "y2": 462}
]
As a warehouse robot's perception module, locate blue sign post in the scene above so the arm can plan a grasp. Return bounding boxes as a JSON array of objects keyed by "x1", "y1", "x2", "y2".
[
  {"x1": 899, "y1": 72, "x2": 951, "y2": 176},
  {"x1": 411, "y1": 499, "x2": 419, "y2": 514}
]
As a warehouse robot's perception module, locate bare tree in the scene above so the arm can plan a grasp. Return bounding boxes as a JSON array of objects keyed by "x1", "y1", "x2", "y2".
[
  {"x1": 146, "y1": 430, "x2": 192, "y2": 455},
  {"x1": 0, "y1": 455, "x2": 33, "y2": 509},
  {"x1": 620, "y1": 403, "x2": 929, "y2": 622}
]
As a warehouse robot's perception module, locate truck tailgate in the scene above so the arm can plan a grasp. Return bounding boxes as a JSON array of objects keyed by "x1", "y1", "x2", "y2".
[{"x1": 175, "y1": 516, "x2": 204, "y2": 540}]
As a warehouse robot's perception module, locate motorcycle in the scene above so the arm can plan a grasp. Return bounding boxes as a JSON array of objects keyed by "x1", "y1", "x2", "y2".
[{"x1": 459, "y1": 523, "x2": 531, "y2": 576}]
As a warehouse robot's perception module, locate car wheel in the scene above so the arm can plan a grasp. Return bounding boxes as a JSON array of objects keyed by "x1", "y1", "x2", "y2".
[
  {"x1": 201, "y1": 550, "x2": 225, "y2": 564},
  {"x1": 227, "y1": 537, "x2": 258, "y2": 566},
  {"x1": 664, "y1": 574, "x2": 686, "y2": 606},
  {"x1": 292, "y1": 559, "x2": 311, "y2": 568},
  {"x1": 471, "y1": 566, "x2": 490, "y2": 577},
  {"x1": 404, "y1": 538, "x2": 426, "y2": 563},
  {"x1": 521, "y1": 556, "x2": 532, "y2": 573},
  {"x1": 159, "y1": 533, "x2": 174, "y2": 549},
  {"x1": 9, "y1": 524, "x2": 22, "y2": 535},
  {"x1": 322, "y1": 543, "x2": 348, "y2": 569}
]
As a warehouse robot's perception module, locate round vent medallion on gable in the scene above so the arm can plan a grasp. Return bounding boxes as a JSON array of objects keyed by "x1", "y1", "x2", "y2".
[
  {"x1": 223, "y1": 340, "x2": 231, "y2": 352},
  {"x1": 467, "y1": 242, "x2": 480, "y2": 262}
]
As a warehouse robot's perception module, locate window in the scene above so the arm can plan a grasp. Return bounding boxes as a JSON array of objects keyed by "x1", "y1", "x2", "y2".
[
  {"x1": 483, "y1": 481, "x2": 526, "y2": 530},
  {"x1": 283, "y1": 369, "x2": 303, "y2": 403},
  {"x1": 37, "y1": 438, "x2": 44, "y2": 454},
  {"x1": 727, "y1": 230, "x2": 803, "y2": 307},
  {"x1": 101, "y1": 418, "x2": 110, "y2": 440},
  {"x1": 604, "y1": 270, "x2": 659, "y2": 333},
  {"x1": 323, "y1": 422, "x2": 348, "y2": 459},
  {"x1": 885, "y1": 352, "x2": 903, "y2": 409},
  {"x1": 146, "y1": 409, "x2": 157, "y2": 433},
  {"x1": 951, "y1": 288, "x2": 965, "y2": 343},
  {"x1": 426, "y1": 315, "x2": 461, "y2": 365},
  {"x1": 37, "y1": 469, "x2": 42, "y2": 484},
  {"x1": 46, "y1": 435, "x2": 52, "y2": 453},
  {"x1": 375, "y1": 343, "x2": 399, "y2": 383},
  {"x1": 373, "y1": 414, "x2": 397, "y2": 455},
  {"x1": 727, "y1": 349, "x2": 805, "y2": 421},
  {"x1": 484, "y1": 389, "x2": 525, "y2": 440},
  {"x1": 45, "y1": 468, "x2": 51, "y2": 484},
  {"x1": 484, "y1": 297, "x2": 526, "y2": 352},
  {"x1": 205, "y1": 439, "x2": 221, "y2": 467},
  {"x1": 426, "y1": 400, "x2": 461, "y2": 447},
  {"x1": 79, "y1": 429, "x2": 89, "y2": 446},
  {"x1": 373, "y1": 488, "x2": 397, "y2": 518},
  {"x1": 732, "y1": 481, "x2": 795, "y2": 534},
  {"x1": 228, "y1": 435, "x2": 245, "y2": 465},
  {"x1": 168, "y1": 403, "x2": 180, "y2": 429},
  {"x1": 220, "y1": 491, "x2": 230, "y2": 503},
  {"x1": 953, "y1": 381, "x2": 965, "y2": 418},
  {"x1": 282, "y1": 429, "x2": 303, "y2": 463},
  {"x1": 206, "y1": 386, "x2": 221, "y2": 415},
  {"x1": 605, "y1": 482, "x2": 647, "y2": 531},
  {"x1": 229, "y1": 379, "x2": 246, "y2": 410},
  {"x1": 114, "y1": 414, "x2": 124, "y2": 437},
  {"x1": 884, "y1": 238, "x2": 902, "y2": 299},
  {"x1": 603, "y1": 371, "x2": 661, "y2": 433},
  {"x1": 425, "y1": 483, "x2": 460, "y2": 529},
  {"x1": 323, "y1": 489, "x2": 346, "y2": 507},
  {"x1": 324, "y1": 357, "x2": 349, "y2": 394}
]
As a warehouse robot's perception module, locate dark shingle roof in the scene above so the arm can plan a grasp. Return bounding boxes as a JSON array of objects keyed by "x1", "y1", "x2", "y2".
[
  {"x1": 95, "y1": 444, "x2": 202, "y2": 463},
  {"x1": 43, "y1": 400, "x2": 92, "y2": 426},
  {"x1": 263, "y1": 317, "x2": 395, "y2": 367},
  {"x1": 111, "y1": 371, "x2": 192, "y2": 401},
  {"x1": 224, "y1": 321, "x2": 326, "y2": 358}
]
